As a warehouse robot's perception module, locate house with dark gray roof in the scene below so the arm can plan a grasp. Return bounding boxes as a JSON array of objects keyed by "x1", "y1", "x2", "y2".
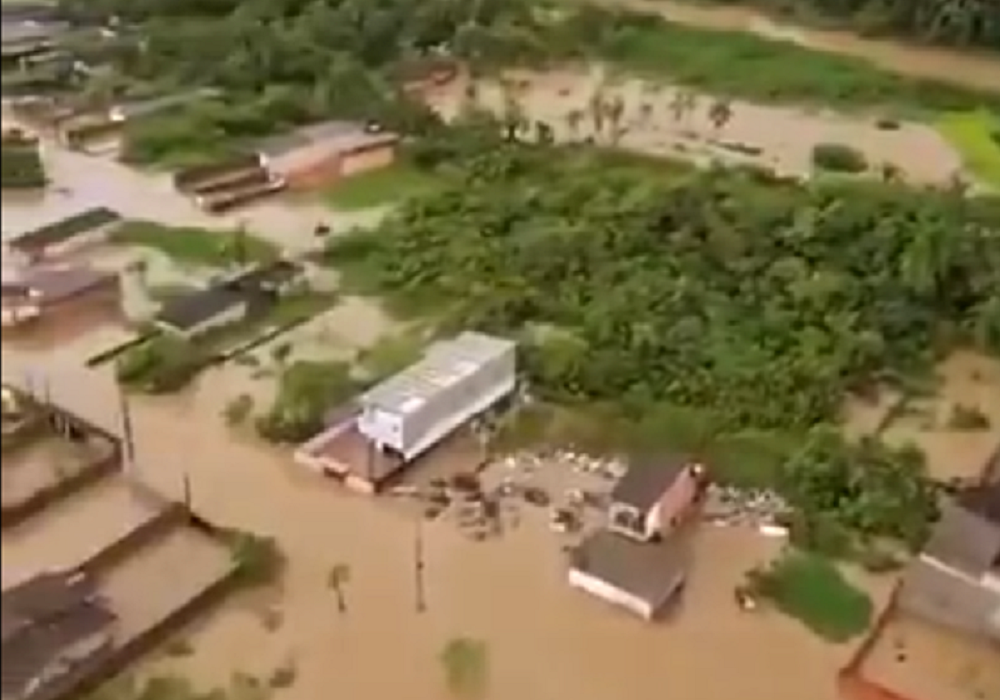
[
  {"x1": 568, "y1": 455, "x2": 706, "y2": 620},
  {"x1": 897, "y1": 475, "x2": 1000, "y2": 641},
  {"x1": 154, "y1": 261, "x2": 302, "y2": 338},
  {"x1": 1, "y1": 571, "x2": 118, "y2": 700}
]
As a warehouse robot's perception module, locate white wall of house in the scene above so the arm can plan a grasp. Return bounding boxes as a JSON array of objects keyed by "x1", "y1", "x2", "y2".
[{"x1": 567, "y1": 568, "x2": 654, "y2": 620}]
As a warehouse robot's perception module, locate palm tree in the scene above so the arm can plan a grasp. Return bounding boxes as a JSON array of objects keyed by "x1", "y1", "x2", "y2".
[
  {"x1": 564, "y1": 108, "x2": 584, "y2": 141},
  {"x1": 603, "y1": 95, "x2": 626, "y2": 145},
  {"x1": 327, "y1": 563, "x2": 351, "y2": 614},
  {"x1": 587, "y1": 90, "x2": 605, "y2": 138},
  {"x1": 707, "y1": 97, "x2": 733, "y2": 140}
]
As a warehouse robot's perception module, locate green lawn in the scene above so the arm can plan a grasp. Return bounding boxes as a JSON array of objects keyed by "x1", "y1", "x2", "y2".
[
  {"x1": 748, "y1": 551, "x2": 873, "y2": 643},
  {"x1": 936, "y1": 110, "x2": 1000, "y2": 189},
  {"x1": 111, "y1": 220, "x2": 279, "y2": 268},
  {"x1": 323, "y1": 161, "x2": 441, "y2": 211}
]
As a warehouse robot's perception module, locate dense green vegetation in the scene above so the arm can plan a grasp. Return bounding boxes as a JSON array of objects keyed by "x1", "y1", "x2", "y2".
[
  {"x1": 53, "y1": 0, "x2": 999, "y2": 166},
  {"x1": 1, "y1": 130, "x2": 46, "y2": 189},
  {"x1": 325, "y1": 122, "x2": 1000, "y2": 548},
  {"x1": 256, "y1": 360, "x2": 361, "y2": 443},
  {"x1": 116, "y1": 292, "x2": 338, "y2": 394},
  {"x1": 936, "y1": 110, "x2": 1000, "y2": 189},
  {"x1": 747, "y1": 550, "x2": 873, "y2": 642},
  {"x1": 324, "y1": 159, "x2": 444, "y2": 211},
  {"x1": 692, "y1": 0, "x2": 999, "y2": 50},
  {"x1": 111, "y1": 222, "x2": 279, "y2": 268}
]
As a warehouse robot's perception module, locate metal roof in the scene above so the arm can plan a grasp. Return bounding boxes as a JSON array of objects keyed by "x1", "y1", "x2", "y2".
[{"x1": 361, "y1": 332, "x2": 514, "y2": 416}]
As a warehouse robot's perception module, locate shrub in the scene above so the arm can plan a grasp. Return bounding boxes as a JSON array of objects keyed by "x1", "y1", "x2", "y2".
[
  {"x1": 228, "y1": 531, "x2": 285, "y2": 587},
  {"x1": 255, "y1": 360, "x2": 360, "y2": 443},
  {"x1": 811, "y1": 143, "x2": 868, "y2": 173},
  {"x1": 747, "y1": 551, "x2": 873, "y2": 642},
  {"x1": 223, "y1": 394, "x2": 254, "y2": 427},
  {"x1": 947, "y1": 403, "x2": 990, "y2": 431},
  {"x1": 1, "y1": 132, "x2": 46, "y2": 189}
]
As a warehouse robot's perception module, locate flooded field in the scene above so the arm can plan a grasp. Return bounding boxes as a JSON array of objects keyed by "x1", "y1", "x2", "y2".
[
  {"x1": 99, "y1": 525, "x2": 233, "y2": 638},
  {"x1": 2, "y1": 430, "x2": 114, "y2": 510},
  {"x1": 1, "y1": 478, "x2": 167, "y2": 586},
  {"x1": 426, "y1": 67, "x2": 965, "y2": 185},
  {"x1": 862, "y1": 616, "x2": 1000, "y2": 700}
]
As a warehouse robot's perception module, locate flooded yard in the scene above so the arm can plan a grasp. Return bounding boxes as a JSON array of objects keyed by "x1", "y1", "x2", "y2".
[
  {"x1": 98, "y1": 525, "x2": 233, "y2": 638},
  {"x1": 1, "y1": 477, "x2": 167, "y2": 586},
  {"x1": 426, "y1": 67, "x2": 965, "y2": 185},
  {"x1": 2, "y1": 430, "x2": 114, "y2": 510},
  {"x1": 862, "y1": 616, "x2": 1000, "y2": 700},
  {"x1": 880, "y1": 352, "x2": 1000, "y2": 481}
]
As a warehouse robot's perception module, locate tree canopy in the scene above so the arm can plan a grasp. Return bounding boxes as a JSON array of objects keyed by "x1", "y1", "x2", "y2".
[
  {"x1": 54, "y1": 0, "x2": 999, "y2": 164},
  {"x1": 324, "y1": 127, "x2": 998, "y2": 548},
  {"x1": 329, "y1": 135, "x2": 1000, "y2": 432}
]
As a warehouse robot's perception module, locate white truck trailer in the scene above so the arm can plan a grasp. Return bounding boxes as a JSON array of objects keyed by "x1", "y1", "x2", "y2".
[{"x1": 356, "y1": 331, "x2": 516, "y2": 469}]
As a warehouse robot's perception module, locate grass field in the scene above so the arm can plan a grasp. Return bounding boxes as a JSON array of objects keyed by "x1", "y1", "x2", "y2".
[
  {"x1": 323, "y1": 161, "x2": 442, "y2": 211},
  {"x1": 111, "y1": 221, "x2": 279, "y2": 268},
  {"x1": 935, "y1": 110, "x2": 1000, "y2": 189}
]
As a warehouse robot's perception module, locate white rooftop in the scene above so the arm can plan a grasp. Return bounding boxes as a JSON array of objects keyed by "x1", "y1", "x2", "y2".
[{"x1": 361, "y1": 332, "x2": 514, "y2": 415}]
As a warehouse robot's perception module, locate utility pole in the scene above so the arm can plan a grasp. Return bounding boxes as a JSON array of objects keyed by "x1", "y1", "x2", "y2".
[
  {"x1": 414, "y1": 518, "x2": 426, "y2": 613},
  {"x1": 118, "y1": 386, "x2": 136, "y2": 475}
]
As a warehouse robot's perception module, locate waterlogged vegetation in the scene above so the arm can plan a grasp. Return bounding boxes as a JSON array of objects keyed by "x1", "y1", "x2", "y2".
[
  {"x1": 747, "y1": 550, "x2": 874, "y2": 643},
  {"x1": 325, "y1": 121, "x2": 1000, "y2": 553},
  {"x1": 55, "y1": 0, "x2": 1000, "y2": 168},
  {"x1": 1, "y1": 130, "x2": 46, "y2": 189},
  {"x1": 111, "y1": 222, "x2": 279, "y2": 268},
  {"x1": 935, "y1": 110, "x2": 1000, "y2": 189}
]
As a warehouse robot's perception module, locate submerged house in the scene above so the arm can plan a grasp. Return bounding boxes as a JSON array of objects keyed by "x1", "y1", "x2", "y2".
[
  {"x1": 1, "y1": 570, "x2": 118, "y2": 700},
  {"x1": 154, "y1": 261, "x2": 302, "y2": 338},
  {"x1": 258, "y1": 120, "x2": 400, "y2": 190},
  {"x1": 1, "y1": 262, "x2": 119, "y2": 329},
  {"x1": 7, "y1": 208, "x2": 122, "y2": 264},
  {"x1": 295, "y1": 331, "x2": 517, "y2": 493},
  {"x1": 897, "y1": 475, "x2": 1000, "y2": 642},
  {"x1": 569, "y1": 456, "x2": 705, "y2": 620}
]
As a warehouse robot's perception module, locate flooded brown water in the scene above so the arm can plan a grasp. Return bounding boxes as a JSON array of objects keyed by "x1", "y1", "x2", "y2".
[
  {"x1": 3, "y1": 110, "x2": 995, "y2": 700},
  {"x1": 3, "y1": 340, "x2": 849, "y2": 700},
  {"x1": 584, "y1": 0, "x2": 1000, "y2": 93},
  {"x1": 863, "y1": 617, "x2": 1000, "y2": 700}
]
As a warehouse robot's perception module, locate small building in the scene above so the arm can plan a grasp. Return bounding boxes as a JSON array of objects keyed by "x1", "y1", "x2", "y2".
[
  {"x1": 897, "y1": 478, "x2": 1000, "y2": 642},
  {"x1": 568, "y1": 530, "x2": 688, "y2": 621},
  {"x1": 1, "y1": 570, "x2": 118, "y2": 700},
  {"x1": 295, "y1": 332, "x2": 516, "y2": 493},
  {"x1": 607, "y1": 456, "x2": 704, "y2": 543},
  {"x1": 567, "y1": 455, "x2": 705, "y2": 620},
  {"x1": 7, "y1": 207, "x2": 122, "y2": 263},
  {"x1": 2, "y1": 263, "x2": 119, "y2": 328},
  {"x1": 154, "y1": 260, "x2": 301, "y2": 338},
  {"x1": 258, "y1": 121, "x2": 400, "y2": 190},
  {"x1": 1, "y1": 20, "x2": 70, "y2": 62}
]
